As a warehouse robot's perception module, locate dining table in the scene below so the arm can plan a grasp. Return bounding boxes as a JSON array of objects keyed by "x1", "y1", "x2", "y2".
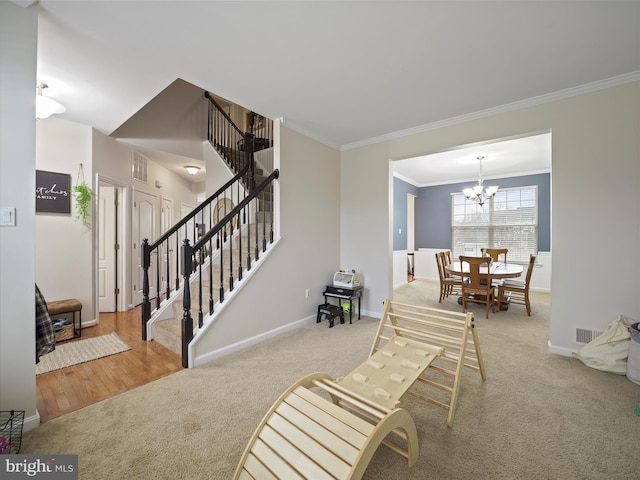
[
  {"x1": 444, "y1": 261, "x2": 524, "y2": 309},
  {"x1": 445, "y1": 261, "x2": 523, "y2": 280}
]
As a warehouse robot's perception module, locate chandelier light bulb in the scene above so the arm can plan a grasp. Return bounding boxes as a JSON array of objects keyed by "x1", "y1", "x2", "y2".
[{"x1": 464, "y1": 156, "x2": 499, "y2": 206}]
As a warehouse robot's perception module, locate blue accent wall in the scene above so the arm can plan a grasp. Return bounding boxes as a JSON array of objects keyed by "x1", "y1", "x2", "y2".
[
  {"x1": 413, "y1": 173, "x2": 550, "y2": 251},
  {"x1": 393, "y1": 177, "x2": 419, "y2": 251}
]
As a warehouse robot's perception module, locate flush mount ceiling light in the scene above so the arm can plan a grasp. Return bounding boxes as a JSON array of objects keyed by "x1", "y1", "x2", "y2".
[
  {"x1": 462, "y1": 156, "x2": 499, "y2": 207},
  {"x1": 36, "y1": 82, "x2": 66, "y2": 119},
  {"x1": 184, "y1": 165, "x2": 200, "y2": 175}
]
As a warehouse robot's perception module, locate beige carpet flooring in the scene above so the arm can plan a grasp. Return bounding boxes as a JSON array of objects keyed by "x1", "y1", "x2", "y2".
[{"x1": 22, "y1": 280, "x2": 639, "y2": 479}]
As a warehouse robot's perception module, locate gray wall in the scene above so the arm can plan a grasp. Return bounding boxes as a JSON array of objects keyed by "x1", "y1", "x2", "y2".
[
  {"x1": 392, "y1": 177, "x2": 419, "y2": 251},
  {"x1": 413, "y1": 173, "x2": 551, "y2": 251}
]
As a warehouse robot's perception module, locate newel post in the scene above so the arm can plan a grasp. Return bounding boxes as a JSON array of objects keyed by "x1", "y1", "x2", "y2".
[
  {"x1": 181, "y1": 239, "x2": 194, "y2": 368},
  {"x1": 141, "y1": 238, "x2": 151, "y2": 341}
]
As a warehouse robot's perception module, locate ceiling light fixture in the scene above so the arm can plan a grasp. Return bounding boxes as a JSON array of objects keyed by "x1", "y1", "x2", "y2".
[
  {"x1": 184, "y1": 165, "x2": 200, "y2": 175},
  {"x1": 36, "y1": 82, "x2": 66, "y2": 119},
  {"x1": 463, "y1": 156, "x2": 499, "y2": 206}
]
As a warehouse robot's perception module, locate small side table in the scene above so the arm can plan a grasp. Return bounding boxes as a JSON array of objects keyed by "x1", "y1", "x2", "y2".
[{"x1": 322, "y1": 285, "x2": 363, "y2": 324}]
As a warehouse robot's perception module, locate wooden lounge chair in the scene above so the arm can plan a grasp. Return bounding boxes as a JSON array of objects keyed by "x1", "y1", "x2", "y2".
[
  {"x1": 235, "y1": 301, "x2": 486, "y2": 478},
  {"x1": 233, "y1": 372, "x2": 421, "y2": 480}
]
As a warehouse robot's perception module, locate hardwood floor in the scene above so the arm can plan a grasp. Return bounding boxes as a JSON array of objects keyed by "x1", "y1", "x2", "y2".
[{"x1": 36, "y1": 307, "x2": 183, "y2": 423}]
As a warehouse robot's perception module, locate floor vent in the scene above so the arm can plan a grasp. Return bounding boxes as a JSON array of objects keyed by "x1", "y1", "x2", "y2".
[{"x1": 575, "y1": 328, "x2": 604, "y2": 344}]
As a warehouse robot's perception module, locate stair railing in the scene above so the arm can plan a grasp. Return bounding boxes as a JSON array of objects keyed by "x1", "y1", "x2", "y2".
[
  {"x1": 141, "y1": 161, "x2": 249, "y2": 337},
  {"x1": 142, "y1": 91, "x2": 278, "y2": 369},
  {"x1": 179, "y1": 169, "x2": 279, "y2": 367},
  {"x1": 141, "y1": 93, "x2": 254, "y2": 341}
]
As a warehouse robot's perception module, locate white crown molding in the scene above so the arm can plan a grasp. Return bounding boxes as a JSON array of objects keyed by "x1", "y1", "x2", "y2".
[{"x1": 342, "y1": 71, "x2": 640, "y2": 152}]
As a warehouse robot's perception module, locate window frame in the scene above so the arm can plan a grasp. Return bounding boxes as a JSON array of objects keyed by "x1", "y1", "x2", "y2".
[{"x1": 451, "y1": 185, "x2": 538, "y2": 263}]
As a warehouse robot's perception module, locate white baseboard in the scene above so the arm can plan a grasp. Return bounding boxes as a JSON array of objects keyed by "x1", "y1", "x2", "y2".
[
  {"x1": 192, "y1": 315, "x2": 315, "y2": 367},
  {"x1": 23, "y1": 412, "x2": 41, "y2": 432},
  {"x1": 547, "y1": 340, "x2": 575, "y2": 357}
]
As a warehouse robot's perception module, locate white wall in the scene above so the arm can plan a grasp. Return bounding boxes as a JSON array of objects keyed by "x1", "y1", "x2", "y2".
[
  {"x1": 35, "y1": 118, "x2": 94, "y2": 323},
  {"x1": 341, "y1": 144, "x2": 394, "y2": 318},
  {"x1": 395, "y1": 248, "x2": 552, "y2": 293},
  {"x1": 193, "y1": 125, "x2": 341, "y2": 362},
  {"x1": 0, "y1": 2, "x2": 39, "y2": 430},
  {"x1": 341, "y1": 81, "x2": 640, "y2": 354},
  {"x1": 92, "y1": 129, "x2": 200, "y2": 311}
]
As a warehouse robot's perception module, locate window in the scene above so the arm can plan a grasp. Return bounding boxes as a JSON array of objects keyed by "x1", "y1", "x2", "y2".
[{"x1": 451, "y1": 186, "x2": 537, "y2": 263}]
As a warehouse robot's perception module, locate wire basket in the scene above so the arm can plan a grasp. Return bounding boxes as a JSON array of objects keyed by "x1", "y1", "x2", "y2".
[{"x1": 0, "y1": 410, "x2": 25, "y2": 454}]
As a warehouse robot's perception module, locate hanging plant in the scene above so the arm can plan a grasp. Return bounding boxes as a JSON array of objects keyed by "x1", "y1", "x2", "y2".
[{"x1": 74, "y1": 163, "x2": 93, "y2": 228}]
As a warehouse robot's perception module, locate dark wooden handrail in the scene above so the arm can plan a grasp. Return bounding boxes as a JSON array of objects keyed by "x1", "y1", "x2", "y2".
[
  {"x1": 179, "y1": 169, "x2": 279, "y2": 367},
  {"x1": 141, "y1": 91, "x2": 277, "y2": 368},
  {"x1": 205, "y1": 92, "x2": 243, "y2": 137},
  {"x1": 191, "y1": 170, "x2": 279, "y2": 254},
  {"x1": 147, "y1": 164, "x2": 248, "y2": 252}
]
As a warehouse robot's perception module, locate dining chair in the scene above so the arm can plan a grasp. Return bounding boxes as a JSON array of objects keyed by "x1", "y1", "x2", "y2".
[
  {"x1": 498, "y1": 254, "x2": 536, "y2": 316},
  {"x1": 435, "y1": 252, "x2": 462, "y2": 302},
  {"x1": 481, "y1": 248, "x2": 508, "y2": 263},
  {"x1": 459, "y1": 255, "x2": 496, "y2": 318}
]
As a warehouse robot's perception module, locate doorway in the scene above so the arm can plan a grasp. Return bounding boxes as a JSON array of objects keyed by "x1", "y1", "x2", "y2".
[
  {"x1": 97, "y1": 177, "x2": 127, "y2": 313},
  {"x1": 132, "y1": 189, "x2": 157, "y2": 306}
]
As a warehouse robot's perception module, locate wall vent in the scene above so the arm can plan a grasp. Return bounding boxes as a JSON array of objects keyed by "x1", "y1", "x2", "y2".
[
  {"x1": 575, "y1": 328, "x2": 604, "y2": 344},
  {"x1": 132, "y1": 151, "x2": 148, "y2": 183}
]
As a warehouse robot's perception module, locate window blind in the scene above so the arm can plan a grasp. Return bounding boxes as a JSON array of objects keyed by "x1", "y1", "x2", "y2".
[{"x1": 451, "y1": 186, "x2": 537, "y2": 263}]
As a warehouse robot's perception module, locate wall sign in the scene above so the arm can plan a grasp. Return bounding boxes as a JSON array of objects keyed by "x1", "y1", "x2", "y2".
[{"x1": 36, "y1": 170, "x2": 71, "y2": 214}]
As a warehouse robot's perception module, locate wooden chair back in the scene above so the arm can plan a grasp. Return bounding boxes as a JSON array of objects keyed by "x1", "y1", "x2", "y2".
[
  {"x1": 436, "y1": 251, "x2": 462, "y2": 302},
  {"x1": 435, "y1": 252, "x2": 446, "y2": 283},
  {"x1": 498, "y1": 254, "x2": 537, "y2": 316},
  {"x1": 481, "y1": 248, "x2": 508, "y2": 263},
  {"x1": 459, "y1": 255, "x2": 495, "y2": 318},
  {"x1": 459, "y1": 255, "x2": 491, "y2": 290},
  {"x1": 524, "y1": 254, "x2": 536, "y2": 286}
]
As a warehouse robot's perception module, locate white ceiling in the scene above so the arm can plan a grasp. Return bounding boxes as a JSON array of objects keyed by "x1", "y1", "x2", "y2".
[
  {"x1": 32, "y1": 1, "x2": 639, "y2": 183},
  {"x1": 393, "y1": 131, "x2": 552, "y2": 187}
]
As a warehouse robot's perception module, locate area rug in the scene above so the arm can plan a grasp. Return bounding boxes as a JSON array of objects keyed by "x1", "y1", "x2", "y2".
[{"x1": 36, "y1": 333, "x2": 131, "y2": 374}]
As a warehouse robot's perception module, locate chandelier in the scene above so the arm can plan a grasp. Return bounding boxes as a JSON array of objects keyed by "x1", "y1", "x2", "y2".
[{"x1": 463, "y1": 156, "x2": 499, "y2": 206}]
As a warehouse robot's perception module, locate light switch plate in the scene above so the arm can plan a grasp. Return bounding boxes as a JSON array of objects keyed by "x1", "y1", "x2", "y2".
[{"x1": 0, "y1": 207, "x2": 16, "y2": 226}]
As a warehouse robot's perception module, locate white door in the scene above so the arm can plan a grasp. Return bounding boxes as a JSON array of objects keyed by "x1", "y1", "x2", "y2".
[
  {"x1": 98, "y1": 185, "x2": 116, "y2": 312},
  {"x1": 160, "y1": 197, "x2": 174, "y2": 297},
  {"x1": 133, "y1": 190, "x2": 157, "y2": 306}
]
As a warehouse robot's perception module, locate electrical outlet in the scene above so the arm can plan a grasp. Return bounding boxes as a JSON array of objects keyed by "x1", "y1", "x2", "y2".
[{"x1": 305, "y1": 289, "x2": 310, "y2": 299}]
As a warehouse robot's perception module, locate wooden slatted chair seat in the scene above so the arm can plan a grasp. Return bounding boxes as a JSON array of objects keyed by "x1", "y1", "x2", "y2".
[
  {"x1": 234, "y1": 373, "x2": 419, "y2": 480},
  {"x1": 372, "y1": 300, "x2": 486, "y2": 427}
]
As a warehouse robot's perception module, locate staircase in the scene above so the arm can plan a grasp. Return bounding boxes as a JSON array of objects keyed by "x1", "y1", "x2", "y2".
[
  {"x1": 150, "y1": 218, "x2": 272, "y2": 356},
  {"x1": 141, "y1": 92, "x2": 278, "y2": 367}
]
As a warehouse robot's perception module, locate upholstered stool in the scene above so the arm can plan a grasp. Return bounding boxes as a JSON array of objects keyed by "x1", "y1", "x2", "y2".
[{"x1": 47, "y1": 299, "x2": 82, "y2": 342}]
